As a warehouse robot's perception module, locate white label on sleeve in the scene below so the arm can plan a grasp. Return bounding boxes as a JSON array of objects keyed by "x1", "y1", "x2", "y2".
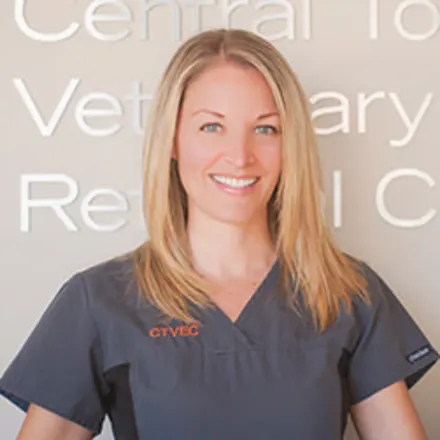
[{"x1": 407, "y1": 345, "x2": 433, "y2": 363}]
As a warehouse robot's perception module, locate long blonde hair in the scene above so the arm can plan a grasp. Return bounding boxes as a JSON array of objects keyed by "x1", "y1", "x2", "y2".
[{"x1": 123, "y1": 28, "x2": 369, "y2": 333}]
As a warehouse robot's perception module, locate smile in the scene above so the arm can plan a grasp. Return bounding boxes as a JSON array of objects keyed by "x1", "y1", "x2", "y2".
[{"x1": 210, "y1": 175, "x2": 259, "y2": 189}]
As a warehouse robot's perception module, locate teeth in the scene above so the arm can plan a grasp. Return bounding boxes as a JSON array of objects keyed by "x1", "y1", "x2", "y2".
[{"x1": 212, "y1": 175, "x2": 258, "y2": 188}]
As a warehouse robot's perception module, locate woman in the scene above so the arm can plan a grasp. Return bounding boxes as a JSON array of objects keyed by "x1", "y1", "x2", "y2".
[{"x1": 0, "y1": 28, "x2": 438, "y2": 440}]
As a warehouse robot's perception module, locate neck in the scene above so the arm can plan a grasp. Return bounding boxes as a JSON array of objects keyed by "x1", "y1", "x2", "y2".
[{"x1": 186, "y1": 211, "x2": 276, "y2": 281}]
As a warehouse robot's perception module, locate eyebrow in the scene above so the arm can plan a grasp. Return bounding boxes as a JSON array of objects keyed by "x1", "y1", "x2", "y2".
[{"x1": 191, "y1": 109, "x2": 279, "y2": 120}]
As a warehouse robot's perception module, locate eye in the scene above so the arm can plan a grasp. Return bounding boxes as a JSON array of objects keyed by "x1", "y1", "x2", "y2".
[
  {"x1": 255, "y1": 125, "x2": 279, "y2": 135},
  {"x1": 200, "y1": 123, "x2": 222, "y2": 133}
]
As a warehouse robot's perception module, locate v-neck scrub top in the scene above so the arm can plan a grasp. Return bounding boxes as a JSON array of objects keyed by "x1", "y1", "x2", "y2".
[{"x1": 0, "y1": 257, "x2": 438, "y2": 439}]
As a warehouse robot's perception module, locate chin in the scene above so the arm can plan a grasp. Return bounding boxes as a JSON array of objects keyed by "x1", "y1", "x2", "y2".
[
  {"x1": 187, "y1": 197, "x2": 268, "y2": 227},
  {"x1": 208, "y1": 208, "x2": 264, "y2": 227}
]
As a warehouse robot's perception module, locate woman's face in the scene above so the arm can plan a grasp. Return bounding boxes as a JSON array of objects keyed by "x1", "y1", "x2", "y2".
[{"x1": 174, "y1": 61, "x2": 282, "y2": 227}]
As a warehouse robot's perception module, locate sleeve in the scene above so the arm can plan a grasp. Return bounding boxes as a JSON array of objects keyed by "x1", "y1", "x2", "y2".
[
  {"x1": 0, "y1": 272, "x2": 108, "y2": 437},
  {"x1": 347, "y1": 263, "x2": 439, "y2": 406}
]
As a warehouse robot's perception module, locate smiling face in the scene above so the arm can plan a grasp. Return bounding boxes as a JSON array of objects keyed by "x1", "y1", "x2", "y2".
[{"x1": 174, "y1": 61, "x2": 282, "y2": 227}]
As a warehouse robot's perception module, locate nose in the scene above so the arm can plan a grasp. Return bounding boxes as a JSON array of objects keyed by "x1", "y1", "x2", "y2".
[{"x1": 225, "y1": 133, "x2": 255, "y2": 168}]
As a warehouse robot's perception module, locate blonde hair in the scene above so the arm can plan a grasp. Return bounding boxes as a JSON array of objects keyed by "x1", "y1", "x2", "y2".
[{"x1": 123, "y1": 28, "x2": 370, "y2": 332}]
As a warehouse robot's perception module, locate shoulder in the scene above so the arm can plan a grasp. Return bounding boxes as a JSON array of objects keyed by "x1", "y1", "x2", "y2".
[
  {"x1": 61, "y1": 253, "x2": 144, "y2": 317},
  {"x1": 338, "y1": 254, "x2": 436, "y2": 359},
  {"x1": 340, "y1": 253, "x2": 400, "y2": 313},
  {"x1": 347, "y1": 256, "x2": 405, "y2": 320},
  {"x1": 76, "y1": 254, "x2": 136, "y2": 295},
  {"x1": 324, "y1": 255, "x2": 408, "y2": 348}
]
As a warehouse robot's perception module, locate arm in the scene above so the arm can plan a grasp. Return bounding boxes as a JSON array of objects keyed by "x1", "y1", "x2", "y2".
[
  {"x1": 350, "y1": 380, "x2": 428, "y2": 440},
  {"x1": 17, "y1": 404, "x2": 93, "y2": 440}
]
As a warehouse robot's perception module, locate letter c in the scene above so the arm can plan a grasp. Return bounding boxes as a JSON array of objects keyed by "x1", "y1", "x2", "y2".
[
  {"x1": 188, "y1": 324, "x2": 199, "y2": 336},
  {"x1": 149, "y1": 328, "x2": 161, "y2": 338},
  {"x1": 376, "y1": 168, "x2": 436, "y2": 227},
  {"x1": 16, "y1": 0, "x2": 80, "y2": 42}
]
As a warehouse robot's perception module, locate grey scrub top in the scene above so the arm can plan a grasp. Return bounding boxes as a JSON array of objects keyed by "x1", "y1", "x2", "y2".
[{"x1": 0, "y1": 256, "x2": 438, "y2": 439}]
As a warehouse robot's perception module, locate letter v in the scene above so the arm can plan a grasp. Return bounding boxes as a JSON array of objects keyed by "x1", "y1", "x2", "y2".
[
  {"x1": 169, "y1": 327, "x2": 179, "y2": 337},
  {"x1": 13, "y1": 78, "x2": 80, "y2": 137}
]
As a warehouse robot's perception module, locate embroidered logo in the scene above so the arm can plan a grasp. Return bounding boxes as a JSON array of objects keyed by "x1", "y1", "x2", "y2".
[
  {"x1": 407, "y1": 345, "x2": 432, "y2": 363},
  {"x1": 149, "y1": 324, "x2": 199, "y2": 338}
]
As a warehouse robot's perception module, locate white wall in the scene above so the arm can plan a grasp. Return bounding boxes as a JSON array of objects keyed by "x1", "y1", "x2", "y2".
[{"x1": 1, "y1": 0, "x2": 439, "y2": 438}]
